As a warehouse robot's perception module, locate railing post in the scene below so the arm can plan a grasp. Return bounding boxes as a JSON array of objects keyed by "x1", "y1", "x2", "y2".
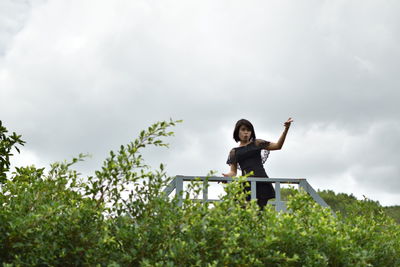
[
  {"x1": 274, "y1": 182, "x2": 286, "y2": 212},
  {"x1": 251, "y1": 181, "x2": 256, "y2": 200},
  {"x1": 203, "y1": 178, "x2": 208, "y2": 203},
  {"x1": 176, "y1": 176, "x2": 183, "y2": 207}
]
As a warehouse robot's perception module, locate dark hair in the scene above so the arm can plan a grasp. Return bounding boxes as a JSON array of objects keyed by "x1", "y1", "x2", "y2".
[{"x1": 233, "y1": 119, "x2": 256, "y2": 142}]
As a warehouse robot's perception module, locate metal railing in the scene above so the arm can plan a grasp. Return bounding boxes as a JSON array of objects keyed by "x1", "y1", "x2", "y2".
[{"x1": 163, "y1": 175, "x2": 331, "y2": 213}]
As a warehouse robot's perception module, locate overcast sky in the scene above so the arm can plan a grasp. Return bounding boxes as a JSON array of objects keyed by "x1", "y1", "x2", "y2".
[{"x1": 1, "y1": 0, "x2": 399, "y2": 206}]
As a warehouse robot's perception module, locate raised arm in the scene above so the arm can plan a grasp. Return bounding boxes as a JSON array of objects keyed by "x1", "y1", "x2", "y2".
[{"x1": 266, "y1": 117, "x2": 293, "y2": 151}]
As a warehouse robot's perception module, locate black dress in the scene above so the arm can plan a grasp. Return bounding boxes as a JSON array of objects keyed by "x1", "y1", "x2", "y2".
[{"x1": 226, "y1": 139, "x2": 275, "y2": 201}]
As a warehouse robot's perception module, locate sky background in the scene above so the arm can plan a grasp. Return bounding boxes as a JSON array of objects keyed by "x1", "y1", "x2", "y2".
[{"x1": 1, "y1": 0, "x2": 399, "y2": 205}]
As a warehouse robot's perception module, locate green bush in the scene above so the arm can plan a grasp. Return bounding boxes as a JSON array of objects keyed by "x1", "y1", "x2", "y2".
[{"x1": 1, "y1": 120, "x2": 399, "y2": 266}]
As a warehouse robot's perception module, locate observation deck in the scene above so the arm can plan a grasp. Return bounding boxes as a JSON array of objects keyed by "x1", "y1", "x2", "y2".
[{"x1": 163, "y1": 175, "x2": 331, "y2": 213}]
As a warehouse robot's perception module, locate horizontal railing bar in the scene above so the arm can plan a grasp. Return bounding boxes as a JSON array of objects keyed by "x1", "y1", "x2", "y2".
[
  {"x1": 191, "y1": 199, "x2": 222, "y2": 202},
  {"x1": 175, "y1": 175, "x2": 306, "y2": 183},
  {"x1": 190, "y1": 199, "x2": 284, "y2": 206}
]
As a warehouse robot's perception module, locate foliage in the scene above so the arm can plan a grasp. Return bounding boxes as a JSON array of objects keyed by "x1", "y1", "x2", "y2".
[
  {"x1": 318, "y1": 189, "x2": 400, "y2": 224},
  {"x1": 281, "y1": 188, "x2": 400, "y2": 224},
  {"x1": 1, "y1": 119, "x2": 400, "y2": 266},
  {"x1": 0, "y1": 121, "x2": 25, "y2": 183},
  {"x1": 383, "y1": 206, "x2": 400, "y2": 224}
]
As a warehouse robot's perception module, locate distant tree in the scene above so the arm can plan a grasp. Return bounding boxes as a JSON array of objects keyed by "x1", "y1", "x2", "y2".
[{"x1": 383, "y1": 206, "x2": 400, "y2": 224}]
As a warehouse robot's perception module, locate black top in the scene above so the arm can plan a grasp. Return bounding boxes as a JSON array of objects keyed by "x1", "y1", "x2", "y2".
[{"x1": 226, "y1": 139, "x2": 275, "y2": 200}]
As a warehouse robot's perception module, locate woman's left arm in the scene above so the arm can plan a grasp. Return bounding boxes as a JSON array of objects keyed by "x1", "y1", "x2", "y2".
[{"x1": 266, "y1": 117, "x2": 293, "y2": 151}]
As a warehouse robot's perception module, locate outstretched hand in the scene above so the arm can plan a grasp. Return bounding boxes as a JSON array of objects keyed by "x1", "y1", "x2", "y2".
[
  {"x1": 284, "y1": 117, "x2": 294, "y2": 128},
  {"x1": 219, "y1": 172, "x2": 233, "y2": 183}
]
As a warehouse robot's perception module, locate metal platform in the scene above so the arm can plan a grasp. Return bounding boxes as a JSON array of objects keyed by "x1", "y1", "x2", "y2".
[{"x1": 163, "y1": 175, "x2": 331, "y2": 213}]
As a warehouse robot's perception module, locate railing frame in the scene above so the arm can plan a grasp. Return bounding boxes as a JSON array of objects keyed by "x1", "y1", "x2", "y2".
[{"x1": 163, "y1": 175, "x2": 331, "y2": 212}]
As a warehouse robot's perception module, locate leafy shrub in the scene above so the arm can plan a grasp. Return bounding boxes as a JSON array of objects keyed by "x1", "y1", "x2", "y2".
[{"x1": 1, "y1": 120, "x2": 399, "y2": 266}]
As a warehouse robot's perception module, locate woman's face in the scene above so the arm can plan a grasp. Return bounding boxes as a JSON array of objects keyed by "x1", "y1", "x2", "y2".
[{"x1": 238, "y1": 125, "x2": 251, "y2": 142}]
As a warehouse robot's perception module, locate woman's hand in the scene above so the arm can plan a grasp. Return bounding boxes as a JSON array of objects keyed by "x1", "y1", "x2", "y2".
[
  {"x1": 222, "y1": 171, "x2": 235, "y2": 177},
  {"x1": 267, "y1": 117, "x2": 293, "y2": 150},
  {"x1": 219, "y1": 171, "x2": 236, "y2": 183},
  {"x1": 284, "y1": 117, "x2": 294, "y2": 128}
]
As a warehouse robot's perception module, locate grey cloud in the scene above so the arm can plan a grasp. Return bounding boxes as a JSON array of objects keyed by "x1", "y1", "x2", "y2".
[
  {"x1": 1, "y1": 0, "x2": 399, "y2": 205},
  {"x1": 0, "y1": 0, "x2": 30, "y2": 56}
]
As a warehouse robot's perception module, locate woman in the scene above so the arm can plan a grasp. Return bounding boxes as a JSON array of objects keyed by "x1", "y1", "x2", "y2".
[{"x1": 222, "y1": 118, "x2": 293, "y2": 210}]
